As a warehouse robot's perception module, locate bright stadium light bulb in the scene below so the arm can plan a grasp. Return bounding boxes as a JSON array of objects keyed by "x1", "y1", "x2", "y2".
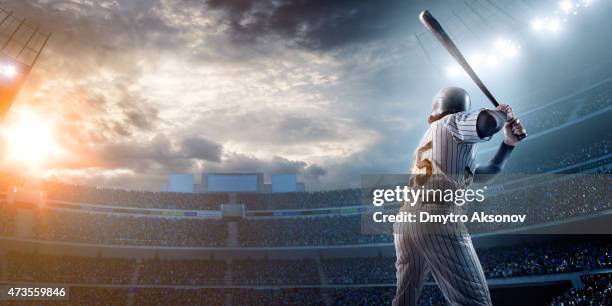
[
  {"x1": 446, "y1": 65, "x2": 460, "y2": 77},
  {"x1": 560, "y1": 0, "x2": 573, "y2": 12},
  {"x1": 0, "y1": 64, "x2": 16, "y2": 78},
  {"x1": 531, "y1": 19, "x2": 544, "y2": 31},
  {"x1": 495, "y1": 39, "x2": 508, "y2": 50},
  {"x1": 547, "y1": 19, "x2": 561, "y2": 32}
]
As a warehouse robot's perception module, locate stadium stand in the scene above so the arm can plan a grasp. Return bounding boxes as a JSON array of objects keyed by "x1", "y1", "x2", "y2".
[
  {"x1": 238, "y1": 216, "x2": 392, "y2": 247},
  {"x1": 44, "y1": 181, "x2": 227, "y2": 210},
  {"x1": 479, "y1": 240, "x2": 612, "y2": 279},
  {"x1": 231, "y1": 289, "x2": 325, "y2": 306},
  {"x1": 468, "y1": 174, "x2": 611, "y2": 233},
  {"x1": 33, "y1": 210, "x2": 227, "y2": 247},
  {"x1": 232, "y1": 259, "x2": 320, "y2": 285},
  {"x1": 503, "y1": 132, "x2": 611, "y2": 173},
  {"x1": 519, "y1": 79, "x2": 612, "y2": 134},
  {"x1": 138, "y1": 258, "x2": 226, "y2": 285},
  {"x1": 330, "y1": 287, "x2": 445, "y2": 306},
  {"x1": 237, "y1": 189, "x2": 362, "y2": 210},
  {"x1": 2, "y1": 240, "x2": 609, "y2": 287},
  {"x1": 322, "y1": 257, "x2": 396, "y2": 285},
  {"x1": 6, "y1": 252, "x2": 134, "y2": 284},
  {"x1": 133, "y1": 288, "x2": 226, "y2": 306},
  {"x1": 549, "y1": 273, "x2": 612, "y2": 305}
]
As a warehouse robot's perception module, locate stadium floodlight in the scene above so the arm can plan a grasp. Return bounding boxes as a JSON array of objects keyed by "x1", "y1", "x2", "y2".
[
  {"x1": 495, "y1": 39, "x2": 508, "y2": 50},
  {"x1": 446, "y1": 65, "x2": 460, "y2": 77},
  {"x1": 560, "y1": 0, "x2": 573, "y2": 13},
  {"x1": 531, "y1": 19, "x2": 544, "y2": 31},
  {"x1": 0, "y1": 63, "x2": 17, "y2": 78}
]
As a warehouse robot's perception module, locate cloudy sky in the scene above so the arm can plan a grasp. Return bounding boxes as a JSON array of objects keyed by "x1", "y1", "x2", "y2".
[{"x1": 1, "y1": 0, "x2": 603, "y2": 190}]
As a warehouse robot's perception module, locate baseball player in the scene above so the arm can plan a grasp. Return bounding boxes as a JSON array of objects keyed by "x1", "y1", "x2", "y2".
[{"x1": 393, "y1": 87, "x2": 525, "y2": 306}]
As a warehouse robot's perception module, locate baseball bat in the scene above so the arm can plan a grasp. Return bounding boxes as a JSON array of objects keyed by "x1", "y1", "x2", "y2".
[{"x1": 419, "y1": 10, "x2": 527, "y2": 140}]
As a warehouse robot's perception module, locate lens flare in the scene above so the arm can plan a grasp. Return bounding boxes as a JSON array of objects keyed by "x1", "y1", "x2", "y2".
[{"x1": 1, "y1": 110, "x2": 64, "y2": 168}]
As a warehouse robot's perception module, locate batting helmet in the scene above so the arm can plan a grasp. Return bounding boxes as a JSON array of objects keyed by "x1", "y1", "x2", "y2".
[{"x1": 430, "y1": 87, "x2": 471, "y2": 117}]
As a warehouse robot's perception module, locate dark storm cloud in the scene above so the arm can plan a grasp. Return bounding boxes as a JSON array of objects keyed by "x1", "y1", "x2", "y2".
[
  {"x1": 116, "y1": 83, "x2": 160, "y2": 131},
  {"x1": 71, "y1": 134, "x2": 222, "y2": 180},
  {"x1": 203, "y1": 153, "x2": 327, "y2": 181},
  {"x1": 305, "y1": 164, "x2": 327, "y2": 177},
  {"x1": 206, "y1": 0, "x2": 414, "y2": 50},
  {"x1": 180, "y1": 136, "x2": 223, "y2": 162}
]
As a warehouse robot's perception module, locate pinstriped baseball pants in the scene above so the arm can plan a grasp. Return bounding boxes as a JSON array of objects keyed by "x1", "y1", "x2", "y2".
[{"x1": 392, "y1": 208, "x2": 492, "y2": 306}]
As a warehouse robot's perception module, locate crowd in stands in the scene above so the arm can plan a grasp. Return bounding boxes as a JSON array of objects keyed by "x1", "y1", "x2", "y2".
[
  {"x1": 232, "y1": 259, "x2": 320, "y2": 285},
  {"x1": 519, "y1": 79, "x2": 612, "y2": 133},
  {"x1": 469, "y1": 173, "x2": 611, "y2": 233},
  {"x1": 43, "y1": 181, "x2": 226, "y2": 210},
  {"x1": 575, "y1": 82, "x2": 612, "y2": 116},
  {"x1": 4, "y1": 239, "x2": 606, "y2": 287},
  {"x1": 320, "y1": 239, "x2": 611, "y2": 285},
  {"x1": 536, "y1": 137, "x2": 611, "y2": 172},
  {"x1": 33, "y1": 210, "x2": 227, "y2": 247},
  {"x1": 138, "y1": 258, "x2": 226, "y2": 285},
  {"x1": 550, "y1": 273, "x2": 612, "y2": 305},
  {"x1": 323, "y1": 257, "x2": 396, "y2": 285},
  {"x1": 521, "y1": 98, "x2": 576, "y2": 134},
  {"x1": 6, "y1": 252, "x2": 134, "y2": 284},
  {"x1": 237, "y1": 189, "x2": 362, "y2": 210},
  {"x1": 133, "y1": 288, "x2": 225, "y2": 305},
  {"x1": 330, "y1": 287, "x2": 445, "y2": 306},
  {"x1": 238, "y1": 215, "x2": 392, "y2": 247},
  {"x1": 479, "y1": 240, "x2": 612, "y2": 279},
  {"x1": 232, "y1": 289, "x2": 325, "y2": 305},
  {"x1": 501, "y1": 132, "x2": 612, "y2": 174}
]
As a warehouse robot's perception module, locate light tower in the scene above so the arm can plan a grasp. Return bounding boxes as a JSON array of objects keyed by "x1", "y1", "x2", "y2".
[{"x1": 0, "y1": 6, "x2": 50, "y2": 118}]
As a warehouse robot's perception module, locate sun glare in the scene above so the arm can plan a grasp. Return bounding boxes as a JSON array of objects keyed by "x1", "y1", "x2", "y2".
[{"x1": 1, "y1": 110, "x2": 63, "y2": 168}]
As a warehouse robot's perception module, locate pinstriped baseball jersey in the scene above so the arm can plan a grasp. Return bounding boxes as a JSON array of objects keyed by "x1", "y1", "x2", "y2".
[
  {"x1": 393, "y1": 108, "x2": 493, "y2": 306},
  {"x1": 411, "y1": 110, "x2": 488, "y2": 190}
]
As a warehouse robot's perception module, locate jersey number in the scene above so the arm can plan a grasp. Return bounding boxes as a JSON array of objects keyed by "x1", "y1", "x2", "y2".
[{"x1": 411, "y1": 141, "x2": 432, "y2": 186}]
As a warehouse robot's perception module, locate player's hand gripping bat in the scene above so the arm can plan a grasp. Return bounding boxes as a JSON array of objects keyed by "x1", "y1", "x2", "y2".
[{"x1": 419, "y1": 10, "x2": 527, "y2": 140}]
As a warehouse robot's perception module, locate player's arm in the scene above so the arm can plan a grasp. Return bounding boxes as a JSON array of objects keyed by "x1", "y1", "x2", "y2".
[
  {"x1": 474, "y1": 104, "x2": 525, "y2": 183},
  {"x1": 447, "y1": 107, "x2": 505, "y2": 143}
]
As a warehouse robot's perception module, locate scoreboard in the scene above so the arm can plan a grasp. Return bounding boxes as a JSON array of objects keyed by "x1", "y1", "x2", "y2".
[{"x1": 202, "y1": 173, "x2": 263, "y2": 193}]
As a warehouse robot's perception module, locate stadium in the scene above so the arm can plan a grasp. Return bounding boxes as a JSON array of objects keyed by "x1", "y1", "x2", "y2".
[{"x1": 0, "y1": 0, "x2": 611, "y2": 305}]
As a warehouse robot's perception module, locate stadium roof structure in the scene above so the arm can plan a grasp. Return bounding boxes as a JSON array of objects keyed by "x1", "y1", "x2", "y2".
[{"x1": 0, "y1": 6, "x2": 50, "y2": 118}]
